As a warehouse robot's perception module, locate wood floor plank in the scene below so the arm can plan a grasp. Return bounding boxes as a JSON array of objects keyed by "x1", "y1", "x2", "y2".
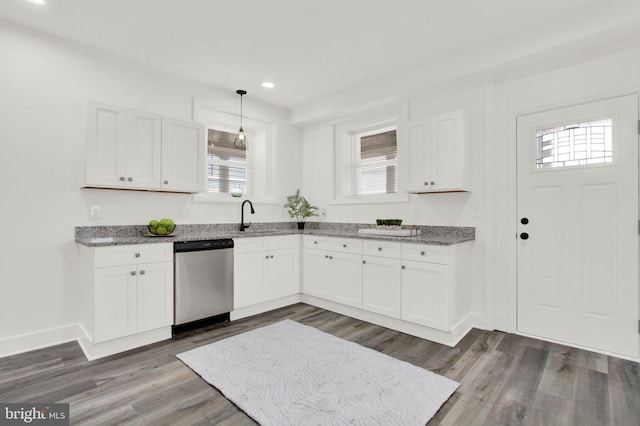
[{"x1": 1, "y1": 303, "x2": 638, "y2": 426}]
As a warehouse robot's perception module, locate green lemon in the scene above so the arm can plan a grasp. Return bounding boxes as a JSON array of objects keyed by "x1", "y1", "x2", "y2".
[{"x1": 149, "y1": 220, "x2": 159, "y2": 229}]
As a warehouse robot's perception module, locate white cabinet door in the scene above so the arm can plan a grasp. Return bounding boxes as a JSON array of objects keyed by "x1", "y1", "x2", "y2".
[
  {"x1": 430, "y1": 110, "x2": 466, "y2": 191},
  {"x1": 234, "y1": 252, "x2": 267, "y2": 309},
  {"x1": 136, "y1": 262, "x2": 173, "y2": 333},
  {"x1": 331, "y1": 252, "x2": 363, "y2": 308},
  {"x1": 161, "y1": 117, "x2": 205, "y2": 193},
  {"x1": 267, "y1": 248, "x2": 299, "y2": 300},
  {"x1": 302, "y1": 249, "x2": 331, "y2": 299},
  {"x1": 94, "y1": 265, "x2": 137, "y2": 343},
  {"x1": 86, "y1": 101, "x2": 127, "y2": 188},
  {"x1": 401, "y1": 260, "x2": 449, "y2": 331},
  {"x1": 126, "y1": 110, "x2": 162, "y2": 190},
  {"x1": 406, "y1": 110, "x2": 467, "y2": 193},
  {"x1": 406, "y1": 118, "x2": 430, "y2": 192},
  {"x1": 363, "y1": 256, "x2": 402, "y2": 318}
]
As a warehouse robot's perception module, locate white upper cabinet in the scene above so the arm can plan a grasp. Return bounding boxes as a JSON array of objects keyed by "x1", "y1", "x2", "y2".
[
  {"x1": 406, "y1": 110, "x2": 469, "y2": 193},
  {"x1": 127, "y1": 109, "x2": 162, "y2": 190},
  {"x1": 85, "y1": 101, "x2": 204, "y2": 193},
  {"x1": 85, "y1": 101, "x2": 128, "y2": 188},
  {"x1": 161, "y1": 117, "x2": 205, "y2": 193}
]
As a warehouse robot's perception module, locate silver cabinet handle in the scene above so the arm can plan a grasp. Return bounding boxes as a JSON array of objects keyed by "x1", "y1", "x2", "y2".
[
  {"x1": 401, "y1": 265, "x2": 406, "y2": 270},
  {"x1": 164, "y1": 180, "x2": 169, "y2": 184},
  {"x1": 128, "y1": 177, "x2": 133, "y2": 182},
  {"x1": 430, "y1": 181, "x2": 435, "y2": 185},
  {"x1": 130, "y1": 271, "x2": 136, "y2": 276},
  {"x1": 362, "y1": 260, "x2": 366, "y2": 264},
  {"x1": 325, "y1": 255, "x2": 329, "y2": 259},
  {"x1": 378, "y1": 247, "x2": 382, "y2": 251},
  {"x1": 420, "y1": 251, "x2": 425, "y2": 256},
  {"x1": 265, "y1": 255, "x2": 269, "y2": 259},
  {"x1": 139, "y1": 270, "x2": 145, "y2": 275},
  {"x1": 270, "y1": 255, "x2": 274, "y2": 259},
  {"x1": 343, "y1": 244, "x2": 347, "y2": 248},
  {"x1": 120, "y1": 176, "x2": 126, "y2": 181},
  {"x1": 314, "y1": 241, "x2": 318, "y2": 244},
  {"x1": 135, "y1": 253, "x2": 141, "y2": 258},
  {"x1": 329, "y1": 256, "x2": 333, "y2": 260},
  {"x1": 424, "y1": 181, "x2": 429, "y2": 186}
]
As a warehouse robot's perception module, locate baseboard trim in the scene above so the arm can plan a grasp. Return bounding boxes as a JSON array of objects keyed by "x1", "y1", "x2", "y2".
[
  {"x1": 77, "y1": 327, "x2": 171, "y2": 361},
  {"x1": 300, "y1": 295, "x2": 475, "y2": 347},
  {"x1": 230, "y1": 294, "x2": 303, "y2": 321},
  {"x1": 0, "y1": 324, "x2": 84, "y2": 359}
]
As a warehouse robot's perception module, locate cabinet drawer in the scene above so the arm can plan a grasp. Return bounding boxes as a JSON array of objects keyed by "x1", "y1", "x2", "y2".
[
  {"x1": 328, "y1": 238, "x2": 362, "y2": 254},
  {"x1": 234, "y1": 237, "x2": 269, "y2": 254},
  {"x1": 95, "y1": 243, "x2": 173, "y2": 268},
  {"x1": 304, "y1": 236, "x2": 332, "y2": 250},
  {"x1": 269, "y1": 235, "x2": 299, "y2": 250},
  {"x1": 402, "y1": 243, "x2": 450, "y2": 264},
  {"x1": 362, "y1": 240, "x2": 402, "y2": 258}
]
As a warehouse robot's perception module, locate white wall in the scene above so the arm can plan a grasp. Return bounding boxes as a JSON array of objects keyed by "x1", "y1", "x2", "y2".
[
  {"x1": 300, "y1": 48, "x2": 640, "y2": 335},
  {"x1": 490, "y1": 48, "x2": 640, "y2": 331},
  {"x1": 301, "y1": 83, "x2": 488, "y2": 320},
  {"x1": 0, "y1": 22, "x2": 301, "y2": 347}
]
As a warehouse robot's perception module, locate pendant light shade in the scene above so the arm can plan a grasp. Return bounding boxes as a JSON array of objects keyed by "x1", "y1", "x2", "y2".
[{"x1": 234, "y1": 89, "x2": 247, "y2": 149}]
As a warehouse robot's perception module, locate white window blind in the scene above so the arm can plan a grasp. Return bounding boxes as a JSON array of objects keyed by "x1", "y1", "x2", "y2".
[
  {"x1": 207, "y1": 129, "x2": 247, "y2": 193},
  {"x1": 357, "y1": 128, "x2": 398, "y2": 195}
]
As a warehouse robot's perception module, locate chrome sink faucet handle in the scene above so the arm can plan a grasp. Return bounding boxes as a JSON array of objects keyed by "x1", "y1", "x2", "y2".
[{"x1": 240, "y1": 199, "x2": 255, "y2": 231}]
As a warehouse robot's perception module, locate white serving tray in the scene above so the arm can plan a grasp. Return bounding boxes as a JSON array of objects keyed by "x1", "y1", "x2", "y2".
[{"x1": 357, "y1": 228, "x2": 422, "y2": 237}]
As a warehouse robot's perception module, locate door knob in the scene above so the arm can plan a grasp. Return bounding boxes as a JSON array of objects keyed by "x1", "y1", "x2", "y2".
[
  {"x1": 520, "y1": 232, "x2": 529, "y2": 240},
  {"x1": 521, "y1": 218, "x2": 529, "y2": 225}
]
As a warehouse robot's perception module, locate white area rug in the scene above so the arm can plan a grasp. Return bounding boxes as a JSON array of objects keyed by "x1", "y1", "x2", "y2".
[{"x1": 177, "y1": 320, "x2": 459, "y2": 425}]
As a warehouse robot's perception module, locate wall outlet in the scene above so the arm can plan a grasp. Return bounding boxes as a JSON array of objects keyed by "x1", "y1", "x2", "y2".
[
  {"x1": 90, "y1": 206, "x2": 101, "y2": 220},
  {"x1": 471, "y1": 206, "x2": 481, "y2": 218}
]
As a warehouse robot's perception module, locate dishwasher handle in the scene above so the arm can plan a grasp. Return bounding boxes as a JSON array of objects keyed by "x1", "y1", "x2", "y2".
[{"x1": 174, "y1": 239, "x2": 234, "y2": 252}]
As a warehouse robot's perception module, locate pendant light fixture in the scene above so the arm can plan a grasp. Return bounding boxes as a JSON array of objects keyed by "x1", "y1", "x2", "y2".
[{"x1": 234, "y1": 89, "x2": 247, "y2": 149}]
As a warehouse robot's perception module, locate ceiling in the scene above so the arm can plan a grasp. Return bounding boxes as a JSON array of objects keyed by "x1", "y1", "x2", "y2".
[{"x1": 2, "y1": 0, "x2": 640, "y2": 110}]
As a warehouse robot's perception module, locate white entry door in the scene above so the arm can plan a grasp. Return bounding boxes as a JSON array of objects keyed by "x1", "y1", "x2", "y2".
[{"x1": 517, "y1": 94, "x2": 639, "y2": 358}]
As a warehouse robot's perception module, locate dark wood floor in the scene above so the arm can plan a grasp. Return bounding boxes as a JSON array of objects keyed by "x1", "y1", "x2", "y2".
[{"x1": 1, "y1": 303, "x2": 639, "y2": 425}]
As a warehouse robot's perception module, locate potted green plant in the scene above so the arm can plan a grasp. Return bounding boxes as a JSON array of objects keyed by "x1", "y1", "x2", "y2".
[{"x1": 285, "y1": 189, "x2": 318, "y2": 230}]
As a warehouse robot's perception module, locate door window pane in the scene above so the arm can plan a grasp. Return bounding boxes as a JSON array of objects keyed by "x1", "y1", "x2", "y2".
[{"x1": 536, "y1": 119, "x2": 612, "y2": 169}]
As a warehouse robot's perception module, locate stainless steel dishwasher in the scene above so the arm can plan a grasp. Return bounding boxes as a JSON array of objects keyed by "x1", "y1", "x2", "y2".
[{"x1": 173, "y1": 239, "x2": 234, "y2": 335}]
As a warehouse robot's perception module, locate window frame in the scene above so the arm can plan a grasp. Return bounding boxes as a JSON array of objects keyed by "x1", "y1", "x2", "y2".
[
  {"x1": 192, "y1": 101, "x2": 277, "y2": 204},
  {"x1": 353, "y1": 125, "x2": 398, "y2": 196},
  {"x1": 206, "y1": 127, "x2": 250, "y2": 195},
  {"x1": 332, "y1": 106, "x2": 409, "y2": 205}
]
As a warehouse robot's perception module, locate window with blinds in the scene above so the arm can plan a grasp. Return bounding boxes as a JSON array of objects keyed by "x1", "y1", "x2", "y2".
[
  {"x1": 356, "y1": 127, "x2": 397, "y2": 195},
  {"x1": 207, "y1": 129, "x2": 247, "y2": 194}
]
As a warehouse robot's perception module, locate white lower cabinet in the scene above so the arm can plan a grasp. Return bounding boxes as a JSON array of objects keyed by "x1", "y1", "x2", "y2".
[
  {"x1": 330, "y1": 252, "x2": 363, "y2": 308},
  {"x1": 302, "y1": 249, "x2": 331, "y2": 299},
  {"x1": 82, "y1": 243, "x2": 174, "y2": 344},
  {"x1": 303, "y1": 236, "x2": 472, "y2": 336},
  {"x1": 362, "y1": 255, "x2": 402, "y2": 319},
  {"x1": 302, "y1": 237, "x2": 363, "y2": 309},
  {"x1": 234, "y1": 235, "x2": 300, "y2": 309},
  {"x1": 401, "y1": 260, "x2": 449, "y2": 330}
]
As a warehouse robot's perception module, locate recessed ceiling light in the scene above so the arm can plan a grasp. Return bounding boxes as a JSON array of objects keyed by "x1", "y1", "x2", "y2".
[
  {"x1": 24, "y1": 0, "x2": 46, "y2": 5},
  {"x1": 262, "y1": 82, "x2": 275, "y2": 89}
]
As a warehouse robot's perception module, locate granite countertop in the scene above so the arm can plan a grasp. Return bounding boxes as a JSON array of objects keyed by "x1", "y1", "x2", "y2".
[{"x1": 75, "y1": 222, "x2": 475, "y2": 247}]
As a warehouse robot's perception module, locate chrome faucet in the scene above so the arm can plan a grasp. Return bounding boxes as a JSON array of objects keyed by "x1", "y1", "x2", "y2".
[{"x1": 239, "y1": 199, "x2": 255, "y2": 231}]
